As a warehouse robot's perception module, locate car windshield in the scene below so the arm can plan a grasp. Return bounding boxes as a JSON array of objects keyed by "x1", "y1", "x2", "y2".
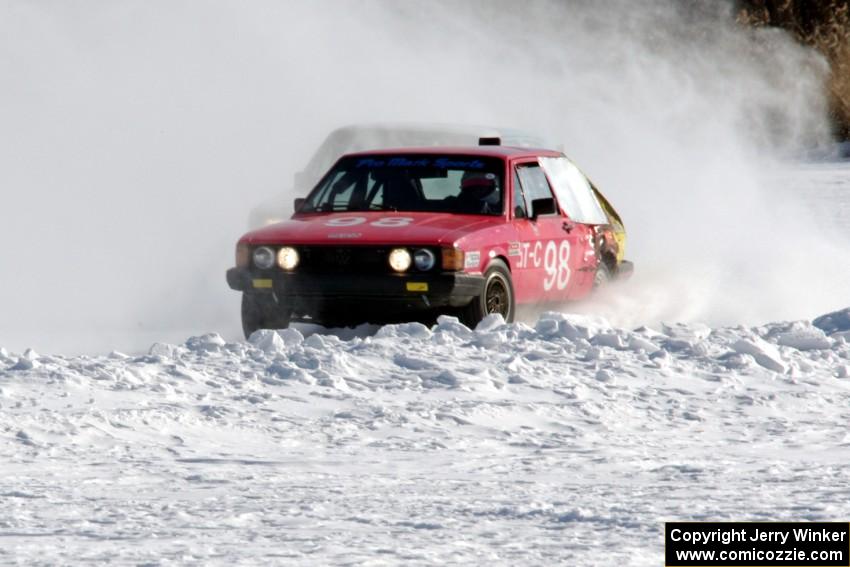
[{"x1": 301, "y1": 155, "x2": 504, "y2": 215}]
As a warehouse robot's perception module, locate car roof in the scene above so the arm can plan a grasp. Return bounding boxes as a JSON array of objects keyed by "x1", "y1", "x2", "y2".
[
  {"x1": 329, "y1": 122, "x2": 552, "y2": 147},
  {"x1": 342, "y1": 146, "x2": 563, "y2": 160}
]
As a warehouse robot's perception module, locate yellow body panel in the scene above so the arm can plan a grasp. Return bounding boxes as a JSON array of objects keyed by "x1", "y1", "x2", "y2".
[{"x1": 612, "y1": 228, "x2": 627, "y2": 264}]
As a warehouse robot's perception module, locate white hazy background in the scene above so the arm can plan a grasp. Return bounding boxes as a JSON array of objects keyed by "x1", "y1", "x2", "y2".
[{"x1": 1, "y1": 0, "x2": 848, "y2": 354}]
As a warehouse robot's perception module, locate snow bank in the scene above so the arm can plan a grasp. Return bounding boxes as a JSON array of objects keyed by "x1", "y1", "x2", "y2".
[{"x1": 2, "y1": 310, "x2": 850, "y2": 564}]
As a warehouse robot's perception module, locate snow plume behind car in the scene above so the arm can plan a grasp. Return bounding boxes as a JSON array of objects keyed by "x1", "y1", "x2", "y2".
[{"x1": 0, "y1": 0, "x2": 846, "y2": 353}]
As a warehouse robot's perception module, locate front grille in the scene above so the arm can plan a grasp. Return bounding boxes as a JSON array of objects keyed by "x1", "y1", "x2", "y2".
[
  {"x1": 248, "y1": 245, "x2": 441, "y2": 275},
  {"x1": 298, "y1": 246, "x2": 394, "y2": 274}
]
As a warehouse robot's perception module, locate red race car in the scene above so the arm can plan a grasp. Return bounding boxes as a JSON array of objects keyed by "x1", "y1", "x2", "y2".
[{"x1": 226, "y1": 139, "x2": 632, "y2": 337}]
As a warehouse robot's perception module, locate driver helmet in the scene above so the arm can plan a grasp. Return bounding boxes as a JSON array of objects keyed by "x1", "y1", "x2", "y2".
[{"x1": 460, "y1": 172, "x2": 499, "y2": 206}]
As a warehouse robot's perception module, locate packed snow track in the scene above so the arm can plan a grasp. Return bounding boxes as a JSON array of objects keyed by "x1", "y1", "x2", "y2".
[{"x1": 3, "y1": 310, "x2": 850, "y2": 565}]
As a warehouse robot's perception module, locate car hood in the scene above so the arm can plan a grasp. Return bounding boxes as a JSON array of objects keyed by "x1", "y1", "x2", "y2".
[{"x1": 241, "y1": 212, "x2": 502, "y2": 246}]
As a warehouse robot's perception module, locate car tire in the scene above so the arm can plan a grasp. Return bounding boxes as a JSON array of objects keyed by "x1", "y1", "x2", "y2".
[
  {"x1": 241, "y1": 293, "x2": 292, "y2": 339},
  {"x1": 593, "y1": 259, "x2": 613, "y2": 289},
  {"x1": 460, "y1": 259, "x2": 515, "y2": 328}
]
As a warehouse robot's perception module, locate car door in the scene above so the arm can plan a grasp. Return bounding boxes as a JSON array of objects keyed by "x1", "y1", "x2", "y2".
[
  {"x1": 539, "y1": 156, "x2": 609, "y2": 298},
  {"x1": 510, "y1": 159, "x2": 584, "y2": 303}
]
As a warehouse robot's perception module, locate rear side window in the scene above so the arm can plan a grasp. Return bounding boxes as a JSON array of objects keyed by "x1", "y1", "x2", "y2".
[
  {"x1": 516, "y1": 164, "x2": 556, "y2": 218},
  {"x1": 539, "y1": 157, "x2": 608, "y2": 224}
]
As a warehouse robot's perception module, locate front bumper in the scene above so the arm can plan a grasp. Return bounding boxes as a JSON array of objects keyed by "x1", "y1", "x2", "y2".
[{"x1": 226, "y1": 267, "x2": 484, "y2": 311}]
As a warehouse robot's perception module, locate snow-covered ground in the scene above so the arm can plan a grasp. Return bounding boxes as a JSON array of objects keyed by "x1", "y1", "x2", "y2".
[
  {"x1": 2, "y1": 164, "x2": 850, "y2": 565},
  {"x1": 4, "y1": 307, "x2": 850, "y2": 565}
]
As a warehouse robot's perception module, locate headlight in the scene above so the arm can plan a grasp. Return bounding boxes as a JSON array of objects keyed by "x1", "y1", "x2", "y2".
[
  {"x1": 277, "y1": 246, "x2": 299, "y2": 270},
  {"x1": 413, "y1": 249, "x2": 435, "y2": 271},
  {"x1": 252, "y1": 246, "x2": 275, "y2": 269},
  {"x1": 388, "y1": 248, "x2": 412, "y2": 272}
]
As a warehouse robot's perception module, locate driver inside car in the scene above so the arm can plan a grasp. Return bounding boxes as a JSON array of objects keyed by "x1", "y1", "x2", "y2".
[{"x1": 456, "y1": 172, "x2": 501, "y2": 214}]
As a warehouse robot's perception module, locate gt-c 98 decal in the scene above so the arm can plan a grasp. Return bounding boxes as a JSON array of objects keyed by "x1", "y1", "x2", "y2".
[{"x1": 517, "y1": 240, "x2": 572, "y2": 290}]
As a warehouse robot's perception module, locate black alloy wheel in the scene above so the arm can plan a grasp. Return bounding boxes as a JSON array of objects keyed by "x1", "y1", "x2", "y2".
[
  {"x1": 459, "y1": 259, "x2": 515, "y2": 328},
  {"x1": 485, "y1": 276, "x2": 509, "y2": 317}
]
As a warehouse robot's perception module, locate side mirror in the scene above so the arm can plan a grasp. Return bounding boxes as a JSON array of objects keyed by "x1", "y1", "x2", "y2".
[
  {"x1": 293, "y1": 197, "x2": 305, "y2": 213},
  {"x1": 530, "y1": 197, "x2": 556, "y2": 220}
]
